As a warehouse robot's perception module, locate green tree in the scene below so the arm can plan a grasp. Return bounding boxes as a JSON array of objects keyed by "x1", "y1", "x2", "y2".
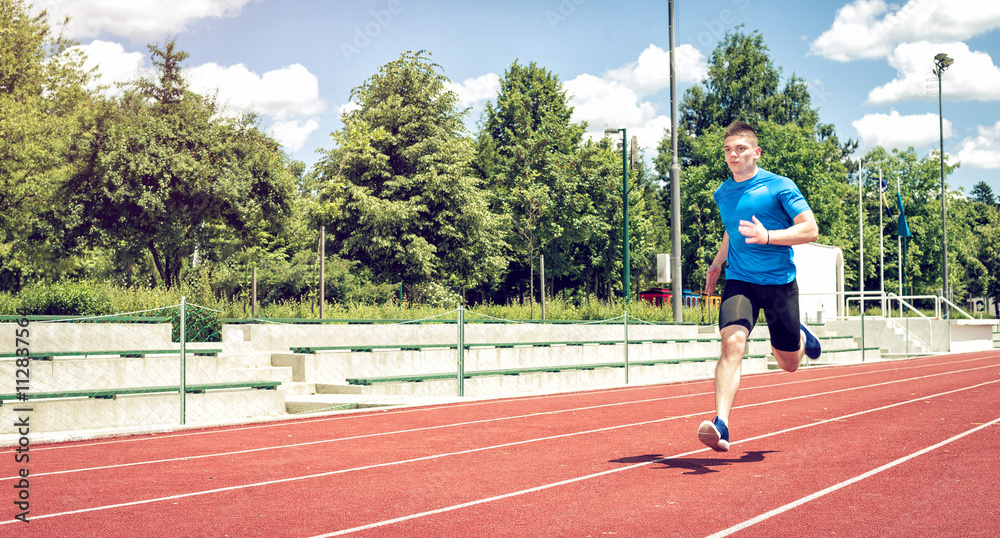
[
  {"x1": 0, "y1": 0, "x2": 93, "y2": 289},
  {"x1": 968, "y1": 203, "x2": 1000, "y2": 317},
  {"x1": 854, "y1": 147, "x2": 960, "y2": 300},
  {"x1": 659, "y1": 29, "x2": 855, "y2": 292},
  {"x1": 315, "y1": 51, "x2": 505, "y2": 293},
  {"x1": 479, "y1": 60, "x2": 586, "y2": 301},
  {"x1": 969, "y1": 181, "x2": 997, "y2": 206},
  {"x1": 62, "y1": 39, "x2": 295, "y2": 288},
  {"x1": 680, "y1": 27, "x2": 821, "y2": 142}
]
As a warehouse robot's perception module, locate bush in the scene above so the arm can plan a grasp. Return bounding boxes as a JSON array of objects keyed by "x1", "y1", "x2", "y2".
[
  {"x1": 17, "y1": 281, "x2": 114, "y2": 316},
  {"x1": 166, "y1": 303, "x2": 221, "y2": 343},
  {"x1": 0, "y1": 293, "x2": 18, "y2": 315}
]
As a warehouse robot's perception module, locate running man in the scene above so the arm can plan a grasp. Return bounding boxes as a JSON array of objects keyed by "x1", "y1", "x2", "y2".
[{"x1": 698, "y1": 120, "x2": 822, "y2": 452}]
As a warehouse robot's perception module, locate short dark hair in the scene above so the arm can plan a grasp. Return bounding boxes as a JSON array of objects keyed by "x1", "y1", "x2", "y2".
[{"x1": 724, "y1": 121, "x2": 758, "y2": 146}]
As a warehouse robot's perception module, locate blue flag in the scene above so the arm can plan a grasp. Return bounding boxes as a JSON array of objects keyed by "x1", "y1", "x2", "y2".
[{"x1": 896, "y1": 190, "x2": 910, "y2": 237}]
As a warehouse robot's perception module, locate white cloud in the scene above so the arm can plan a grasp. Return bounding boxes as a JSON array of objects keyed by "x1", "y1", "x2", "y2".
[
  {"x1": 559, "y1": 43, "x2": 705, "y2": 157},
  {"x1": 605, "y1": 44, "x2": 707, "y2": 96},
  {"x1": 956, "y1": 121, "x2": 1000, "y2": 169},
  {"x1": 447, "y1": 73, "x2": 501, "y2": 109},
  {"x1": 74, "y1": 40, "x2": 146, "y2": 94},
  {"x1": 37, "y1": 0, "x2": 252, "y2": 41},
  {"x1": 811, "y1": 0, "x2": 1000, "y2": 62},
  {"x1": 188, "y1": 62, "x2": 325, "y2": 120},
  {"x1": 564, "y1": 74, "x2": 669, "y2": 156},
  {"x1": 73, "y1": 39, "x2": 325, "y2": 152},
  {"x1": 270, "y1": 119, "x2": 320, "y2": 153},
  {"x1": 565, "y1": 75, "x2": 654, "y2": 128},
  {"x1": 187, "y1": 62, "x2": 325, "y2": 151},
  {"x1": 338, "y1": 101, "x2": 361, "y2": 118},
  {"x1": 867, "y1": 42, "x2": 1000, "y2": 104},
  {"x1": 852, "y1": 110, "x2": 954, "y2": 151}
]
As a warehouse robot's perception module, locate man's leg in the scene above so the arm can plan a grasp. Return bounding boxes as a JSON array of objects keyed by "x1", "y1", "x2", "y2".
[
  {"x1": 698, "y1": 324, "x2": 748, "y2": 451},
  {"x1": 766, "y1": 280, "x2": 819, "y2": 372},
  {"x1": 772, "y1": 334, "x2": 805, "y2": 373},
  {"x1": 715, "y1": 324, "x2": 750, "y2": 423}
]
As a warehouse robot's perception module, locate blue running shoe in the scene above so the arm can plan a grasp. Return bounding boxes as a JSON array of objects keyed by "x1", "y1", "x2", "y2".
[
  {"x1": 697, "y1": 416, "x2": 730, "y2": 452},
  {"x1": 801, "y1": 323, "x2": 821, "y2": 359}
]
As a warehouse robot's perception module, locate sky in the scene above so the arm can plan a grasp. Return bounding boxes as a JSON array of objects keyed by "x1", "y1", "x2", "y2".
[{"x1": 35, "y1": 0, "x2": 1000, "y2": 194}]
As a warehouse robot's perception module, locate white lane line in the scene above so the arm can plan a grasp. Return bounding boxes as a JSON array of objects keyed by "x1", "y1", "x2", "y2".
[
  {"x1": 3, "y1": 362, "x2": 996, "y2": 484},
  {"x1": 706, "y1": 416, "x2": 1000, "y2": 538},
  {"x1": 12, "y1": 351, "x2": 992, "y2": 454},
  {"x1": 5, "y1": 377, "x2": 995, "y2": 528},
  {"x1": 0, "y1": 390, "x2": 711, "y2": 482},
  {"x1": 311, "y1": 379, "x2": 1000, "y2": 537},
  {"x1": 1, "y1": 413, "x2": 706, "y2": 526},
  {"x1": 11, "y1": 352, "x2": 992, "y2": 458}
]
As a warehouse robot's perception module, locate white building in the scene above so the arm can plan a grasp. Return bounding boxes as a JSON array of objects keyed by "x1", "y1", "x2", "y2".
[{"x1": 793, "y1": 242, "x2": 844, "y2": 322}]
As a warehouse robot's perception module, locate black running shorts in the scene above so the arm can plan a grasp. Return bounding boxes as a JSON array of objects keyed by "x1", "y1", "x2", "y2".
[{"x1": 718, "y1": 279, "x2": 801, "y2": 352}]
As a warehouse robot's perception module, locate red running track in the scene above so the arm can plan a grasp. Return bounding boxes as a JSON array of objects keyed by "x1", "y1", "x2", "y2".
[{"x1": 3, "y1": 351, "x2": 999, "y2": 536}]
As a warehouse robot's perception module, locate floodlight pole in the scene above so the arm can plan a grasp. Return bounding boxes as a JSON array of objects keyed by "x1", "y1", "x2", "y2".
[
  {"x1": 604, "y1": 127, "x2": 630, "y2": 305},
  {"x1": 934, "y1": 53, "x2": 952, "y2": 317},
  {"x1": 879, "y1": 168, "x2": 884, "y2": 312},
  {"x1": 859, "y1": 159, "x2": 864, "y2": 316},
  {"x1": 669, "y1": 0, "x2": 683, "y2": 322}
]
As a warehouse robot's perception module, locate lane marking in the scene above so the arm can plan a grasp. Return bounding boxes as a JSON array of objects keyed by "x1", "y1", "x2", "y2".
[
  {"x1": 707, "y1": 415, "x2": 1000, "y2": 537},
  {"x1": 9, "y1": 351, "x2": 993, "y2": 454},
  {"x1": 311, "y1": 380, "x2": 1000, "y2": 537},
  {"x1": 9, "y1": 351, "x2": 993, "y2": 460},
  {"x1": 5, "y1": 362, "x2": 995, "y2": 483},
  {"x1": 4, "y1": 377, "x2": 996, "y2": 528}
]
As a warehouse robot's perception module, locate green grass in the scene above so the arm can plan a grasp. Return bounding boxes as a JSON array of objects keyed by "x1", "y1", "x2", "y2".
[{"x1": 0, "y1": 281, "x2": 714, "y2": 324}]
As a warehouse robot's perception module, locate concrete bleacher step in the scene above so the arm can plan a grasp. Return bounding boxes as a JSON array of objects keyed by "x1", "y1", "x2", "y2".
[
  {"x1": 315, "y1": 383, "x2": 363, "y2": 395},
  {"x1": 1, "y1": 353, "x2": 290, "y2": 394},
  {"x1": 0, "y1": 387, "x2": 287, "y2": 435},
  {"x1": 281, "y1": 382, "x2": 317, "y2": 396},
  {"x1": 225, "y1": 365, "x2": 294, "y2": 384},
  {"x1": 270, "y1": 340, "x2": 748, "y2": 388},
  {"x1": 0, "y1": 345, "x2": 293, "y2": 436},
  {"x1": 300, "y1": 356, "x2": 770, "y2": 399},
  {"x1": 284, "y1": 394, "x2": 400, "y2": 414}
]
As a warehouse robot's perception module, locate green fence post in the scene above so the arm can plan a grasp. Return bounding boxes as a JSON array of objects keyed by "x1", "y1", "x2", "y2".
[
  {"x1": 624, "y1": 310, "x2": 630, "y2": 385},
  {"x1": 180, "y1": 296, "x2": 187, "y2": 425},
  {"x1": 457, "y1": 306, "x2": 465, "y2": 397},
  {"x1": 861, "y1": 308, "x2": 865, "y2": 363}
]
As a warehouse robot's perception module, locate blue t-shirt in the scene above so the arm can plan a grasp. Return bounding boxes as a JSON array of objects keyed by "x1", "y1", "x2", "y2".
[{"x1": 713, "y1": 168, "x2": 811, "y2": 285}]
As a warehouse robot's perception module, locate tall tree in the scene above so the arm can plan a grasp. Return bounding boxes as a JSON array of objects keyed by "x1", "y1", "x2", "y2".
[
  {"x1": 316, "y1": 51, "x2": 505, "y2": 291},
  {"x1": 0, "y1": 0, "x2": 93, "y2": 289},
  {"x1": 680, "y1": 28, "x2": 819, "y2": 139},
  {"x1": 479, "y1": 61, "x2": 585, "y2": 299},
  {"x1": 62, "y1": 39, "x2": 294, "y2": 287},
  {"x1": 675, "y1": 27, "x2": 854, "y2": 171},
  {"x1": 969, "y1": 181, "x2": 997, "y2": 206},
  {"x1": 968, "y1": 203, "x2": 1000, "y2": 316}
]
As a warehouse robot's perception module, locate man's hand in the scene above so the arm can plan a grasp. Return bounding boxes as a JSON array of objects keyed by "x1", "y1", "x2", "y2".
[
  {"x1": 738, "y1": 215, "x2": 768, "y2": 244},
  {"x1": 705, "y1": 262, "x2": 722, "y2": 297}
]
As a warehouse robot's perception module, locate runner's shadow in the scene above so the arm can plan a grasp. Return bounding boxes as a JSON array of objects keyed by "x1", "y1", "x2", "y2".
[{"x1": 609, "y1": 451, "x2": 778, "y2": 475}]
